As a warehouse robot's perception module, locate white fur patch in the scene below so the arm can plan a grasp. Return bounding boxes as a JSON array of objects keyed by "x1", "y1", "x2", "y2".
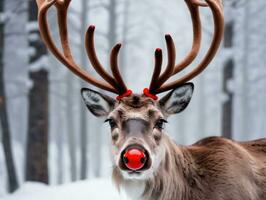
[
  {"x1": 150, "y1": 144, "x2": 166, "y2": 172},
  {"x1": 122, "y1": 180, "x2": 145, "y2": 200},
  {"x1": 121, "y1": 145, "x2": 165, "y2": 199},
  {"x1": 124, "y1": 112, "x2": 147, "y2": 120}
]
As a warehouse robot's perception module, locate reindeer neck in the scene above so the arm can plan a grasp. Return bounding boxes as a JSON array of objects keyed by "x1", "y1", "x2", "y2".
[{"x1": 141, "y1": 135, "x2": 197, "y2": 200}]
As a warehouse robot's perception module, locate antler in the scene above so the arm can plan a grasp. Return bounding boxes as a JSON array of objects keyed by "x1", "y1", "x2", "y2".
[
  {"x1": 148, "y1": 0, "x2": 224, "y2": 95},
  {"x1": 36, "y1": 0, "x2": 223, "y2": 99},
  {"x1": 36, "y1": 0, "x2": 128, "y2": 95}
]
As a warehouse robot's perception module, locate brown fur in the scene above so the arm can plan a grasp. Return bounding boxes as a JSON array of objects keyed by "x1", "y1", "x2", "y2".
[
  {"x1": 108, "y1": 95, "x2": 266, "y2": 200},
  {"x1": 113, "y1": 135, "x2": 266, "y2": 200},
  {"x1": 82, "y1": 92, "x2": 266, "y2": 200}
]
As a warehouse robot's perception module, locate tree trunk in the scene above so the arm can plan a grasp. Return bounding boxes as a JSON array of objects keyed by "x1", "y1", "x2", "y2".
[
  {"x1": 120, "y1": 0, "x2": 130, "y2": 74},
  {"x1": 108, "y1": 0, "x2": 117, "y2": 50},
  {"x1": 80, "y1": 0, "x2": 89, "y2": 180},
  {"x1": 56, "y1": 106, "x2": 64, "y2": 184},
  {"x1": 26, "y1": 70, "x2": 49, "y2": 183},
  {"x1": 222, "y1": 21, "x2": 234, "y2": 139},
  {"x1": 0, "y1": 0, "x2": 19, "y2": 192},
  {"x1": 198, "y1": 76, "x2": 206, "y2": 136},
  {"x1": 241, "y1": 2, "x2": 250, "y2": 137},
  {"x1": 222, "y1": 59, "x2": 234, "y2": 138},
  {"x1": 25, "y1": 0, "x2": 49, "y2": 184},
  {"x1": 66, "y1": 73, "x2": 77, "y2": 182},
  {"x1": 91, "y1": 119, "x2": 102, "y2": 177}
]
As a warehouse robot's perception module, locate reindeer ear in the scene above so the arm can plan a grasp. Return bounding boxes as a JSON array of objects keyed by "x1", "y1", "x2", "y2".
[
  {"x1": 159, "y1": 83, "x2": 194, "y2": 115},
  {"x1": 81, "y1": 88, "x2": 115, "y2": 117}
]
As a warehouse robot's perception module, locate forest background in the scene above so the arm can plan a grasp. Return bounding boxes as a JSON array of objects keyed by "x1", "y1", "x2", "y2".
[{"x1": 0, "y1": 0, "x2": 266, "y2": 198}]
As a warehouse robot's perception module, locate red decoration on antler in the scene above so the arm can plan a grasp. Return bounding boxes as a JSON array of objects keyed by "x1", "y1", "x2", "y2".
[
  {"x1": 143, "y1": 88, "x2": 158, "y2": 100},
  {"x1": 116, "y1": 90, "x2": 133, "y2": 101}
]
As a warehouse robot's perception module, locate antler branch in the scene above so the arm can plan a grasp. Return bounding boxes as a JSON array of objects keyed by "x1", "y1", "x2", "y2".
[
  {"x1": 149, "y1": 0, "x2": 224, "y2": 94},
  {"x1": 36, "y1": 0, "x2": 128, "y2": 95},
  {"x1": 172, "y1": 0, "x2": 203, "y2": 74},
  {"x1": 110, "y1": 43, "x2": 128, "y2": 93},
  {"x1": 37, "y1": 0, "x2": 223, "y2": 98},
  {"x1": 155, "y1": 35, "x2": 176, "y2": 89},
  {"x1": 149, "y1": 49, "x2": 163, "y2": 93}
]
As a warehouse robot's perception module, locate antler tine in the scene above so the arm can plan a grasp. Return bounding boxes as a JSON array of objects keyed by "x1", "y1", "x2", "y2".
[
  {"x1": 190, "y1": 0, "x2": 208, "y2": 7},
  {"x1": 154, "y1": 35, "x2": 176, "y2": 89},
  {"x1": 37, "y1": 0, "x2": 118, "y2": 93},
  {"x1": 156, "y1": 0, "x2": 224, "y2": 94},
  {"x1": 149, "y1": 48, "x2": 163, "y2": 93},
  {"x1": 54, "y1": 0, "x2": 75, "y2": 63},
  {"x1": 85, "y1": 26, "x2": 122, "y2": 93},
  {"x1": 110, "y1": 43, "x2": 128, "y2": 94},
  {"x1": 172, "y1": 0, "x2": 203, "y2": 75}
]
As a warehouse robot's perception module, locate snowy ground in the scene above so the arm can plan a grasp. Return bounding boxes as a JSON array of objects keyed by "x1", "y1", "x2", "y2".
[{"x1": 0, "y1": 179, "x2": 129, "y2": 200}]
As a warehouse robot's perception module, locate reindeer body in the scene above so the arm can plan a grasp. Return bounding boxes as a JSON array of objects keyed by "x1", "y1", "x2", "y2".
[{"x1": 113, "y1": 136, "x2": 266, "y2": 200}]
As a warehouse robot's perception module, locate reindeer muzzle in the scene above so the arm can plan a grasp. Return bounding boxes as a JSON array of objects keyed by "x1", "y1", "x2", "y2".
[{"x1": 120, "y1": 145, "x2": 151, "y2": 172}]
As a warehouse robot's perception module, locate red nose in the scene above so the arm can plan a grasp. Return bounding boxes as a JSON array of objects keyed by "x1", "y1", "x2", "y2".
[{"x1": 123, "y1": 148, "x2": 147, "y2": 171}]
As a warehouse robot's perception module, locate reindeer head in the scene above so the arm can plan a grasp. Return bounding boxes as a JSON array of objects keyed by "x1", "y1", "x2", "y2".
[
  {"x1": 36, "y1": 0, "x2": 223, "y2": 180},
  {"x1": 81, "y1": 83, "x2": 194, "y2": 179}
]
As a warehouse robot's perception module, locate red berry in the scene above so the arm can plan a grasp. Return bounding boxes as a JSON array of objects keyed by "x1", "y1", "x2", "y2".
[{"x1": 123, "y1": 148, "x2": 146, "y2": 171}]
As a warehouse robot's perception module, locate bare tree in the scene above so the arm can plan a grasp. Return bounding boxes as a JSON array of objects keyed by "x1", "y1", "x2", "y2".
[
  {"x1": 108, "y1": 0, "x2": 118, "y2": 49},
  {"x1": 222, "y1": 21, "x2": 234, "y2": 139},
  {"x1": 90, "y1": 118, "x2": 102, "y2": 178},
  {"x1": 25, "y1": 0, "x2": 49, "y2": 184},
  {"x1": 26, "y1": 70, "x2": 49, "y2": 183},
  {"x1": 198, "y1": 77, "x2": 206, "y2": 136},
  {"x1": 120, "y1": 0, "x2": 130, "y2": 74},
  {"x1": 241, "y1": 1, "x2": 250, "y2": 136},
  {"x1": 0, "y1": 0, "x2": 19, "y2": 192},
  {"x1": 80, "y1": 0, "x2": 90, "y2": 180},
  {"x1": 56, "y1": 101, "x2": 64, "y2": 184},
  {"x1": 66, "y1": 72, "x2": 78, "y2": 182}
]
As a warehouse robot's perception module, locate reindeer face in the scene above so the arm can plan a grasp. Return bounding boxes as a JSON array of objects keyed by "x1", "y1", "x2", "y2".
[{"x1": 81, "y1": 83, "x2": 194, "y2": 180}]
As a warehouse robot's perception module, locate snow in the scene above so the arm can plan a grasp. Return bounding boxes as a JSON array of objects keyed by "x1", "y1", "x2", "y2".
[
  {"x1": 0, "y1": 12, "x2": 11, "y2": 23},
  {"x1": 26, "y1": 22, "x2": 39, "y2": 33},
  {"x1": 0, "y1": 144, "x2": 7, "y2": 197},
  {"x1": 0, "y1": 179, "x2": 129, "y2": 200},
  {"x1": 28, "y1": 32, "x2": 40, "y2": 42},
  {"x1": 29, "y1": 55, "x2": 49, "y2": 72}
]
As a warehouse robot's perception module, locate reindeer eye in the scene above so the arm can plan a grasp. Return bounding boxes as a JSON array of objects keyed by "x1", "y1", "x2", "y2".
[
  {"x1": 105, "y1": 118, "x2": 117, "y2": 129},
  {"x1": 154, "y1": 119, "x2": 167, "y2": 130}
]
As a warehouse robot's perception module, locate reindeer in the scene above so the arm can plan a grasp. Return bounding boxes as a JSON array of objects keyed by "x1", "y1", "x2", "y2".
[{"x1": 36, "y1": 0, "x2": 266, "y2": 199}]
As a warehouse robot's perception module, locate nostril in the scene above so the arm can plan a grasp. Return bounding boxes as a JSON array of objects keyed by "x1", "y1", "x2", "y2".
[
  {"x1": 140, "y1": 157, "x2": 147, "y2": 164},
  {"x1": 123, "y1": 156, "x2": 129, "y2": 164}
]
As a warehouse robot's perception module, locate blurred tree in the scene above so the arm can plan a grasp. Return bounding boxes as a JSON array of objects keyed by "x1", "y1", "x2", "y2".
[
  {"x1": 120, "y1": 0, "x2": 130, "y2": 74},
  {"x1": 222, "y1": 21, "x2": 234, "y2": 139},
  {"x1": 66, "y1": 73, "x2": 77, "y2": 181},
  {"x1": 0, "y1": 0, "x2": 19, "y2": 193},
  {"x1": 46, "y1": 11, "x2": 65, "y2": 184},
  {"x1": 91, "y1": 119, "x2": 102, "y2": 177},
  {"x1": 108, "y1": 0, "x2": 118, "y2": 49},
  {"x1": 241, "y1": 1, "x2": 250, "y2": 137},
  {"x1": 26, "y1": 70, "x2": 49, "y2": 183},
  {"x1": 25, "y1": 0, "x2": 49, "y2": 184},
  {"x1": 80, "y1": 0, "x2": 90, "y2": 180},
  {"x1": 198, "y1": 77, "x2": 206, "y2": 136},
  {"x1": 57, "y1": 105, "x2": 64, "y2": 184}
]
